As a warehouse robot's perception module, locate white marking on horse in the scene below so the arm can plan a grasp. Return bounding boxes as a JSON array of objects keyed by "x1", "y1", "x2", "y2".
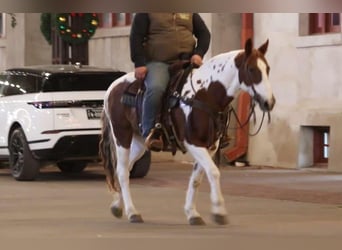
[
  {"x1": 255, "y1": 58, "x2": 273, "y2": 101},
  {"x1": 179, "y1": 50, "x2": 244, "y2": 120}
]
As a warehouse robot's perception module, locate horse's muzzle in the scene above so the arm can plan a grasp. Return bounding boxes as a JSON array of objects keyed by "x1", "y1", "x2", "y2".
[{"x1": 257, "y1": 94, "x2": 275, "y2": 112}]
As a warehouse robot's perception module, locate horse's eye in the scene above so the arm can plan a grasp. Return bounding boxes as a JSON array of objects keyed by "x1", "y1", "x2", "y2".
[{"x1": 248, "y1": 67, "x2": 254, "y2": 73}]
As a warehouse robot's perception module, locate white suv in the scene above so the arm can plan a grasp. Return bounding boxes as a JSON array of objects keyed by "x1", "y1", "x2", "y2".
[{"x1": 0, "y1": 64, "x2": 150, "y2": 181}]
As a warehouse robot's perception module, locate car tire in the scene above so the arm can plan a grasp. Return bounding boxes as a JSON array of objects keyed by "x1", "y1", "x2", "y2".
[
  {"x1": 57, "y1": 161, "x2": 87, "y2": 173},
  {"x1": 130, "y1": 151, "x2": 151, "y2": 178},
  {"x1": 9, "y1": 128, "x2": 40, "y2": 181}
]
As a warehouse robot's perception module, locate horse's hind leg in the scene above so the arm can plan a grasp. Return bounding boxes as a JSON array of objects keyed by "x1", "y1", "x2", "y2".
[
  {"x1": 184, "y1": 162, "x2": 206, "y2": 225},
  {"x1": 128, "y1": 135, "x2": 147, "y2": 172},
  {"x1": 115, "y1": 145, "x2": 144, "y2": 223},
  {"x1": 184, "y1": 143, "x2": 228, "y2": 225}
]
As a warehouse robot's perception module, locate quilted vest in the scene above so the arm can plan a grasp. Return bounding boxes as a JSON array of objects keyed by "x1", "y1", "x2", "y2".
[{"x1": 145, "y1": 13, "x2": 196, "y2": 63}]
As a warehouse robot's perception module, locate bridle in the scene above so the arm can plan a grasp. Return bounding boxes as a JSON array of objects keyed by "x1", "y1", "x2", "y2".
[
  {"x1": 177, "y1": 69, "x2": 271, "y2": 139},
  {"x1": 226, "y1": 96, "x2": 270, "y2": 137},
  {"x1": 234, "y1": 58, "x2": 272, "y2": 135}
]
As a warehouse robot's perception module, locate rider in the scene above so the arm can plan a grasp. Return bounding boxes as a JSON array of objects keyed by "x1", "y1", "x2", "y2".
[{"x1": 129, "y1": 13, "x2": 211, "y2": 151}]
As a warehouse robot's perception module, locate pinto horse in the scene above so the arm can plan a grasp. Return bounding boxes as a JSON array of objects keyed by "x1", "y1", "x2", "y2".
[{"x1": 99, "y1": 38, "x2": 275, "y2": 225}]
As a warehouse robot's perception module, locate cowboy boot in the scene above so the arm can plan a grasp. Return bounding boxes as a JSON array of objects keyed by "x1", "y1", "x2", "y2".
[{"x1": 145, "y1": 127, "x2": 164, "y2": 151}]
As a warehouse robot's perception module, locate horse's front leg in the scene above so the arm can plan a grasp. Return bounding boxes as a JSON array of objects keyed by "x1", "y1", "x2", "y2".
[
  {"x1": 184, "y1": 162, "x2": 206, "y2": 225},
  {"x1": 114, "y1": 146, "x2": 143, "y2": 223},
  {"x1": 110, "y1": 191, "x2": 123, "y2": 218},
  {"x1": 184, "y1": 142, "x2": 228, "y2": 225}
]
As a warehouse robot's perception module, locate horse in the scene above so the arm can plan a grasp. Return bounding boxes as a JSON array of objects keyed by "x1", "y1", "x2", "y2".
[{"x1": 99, "y1": 38, "x2": 275, "y2": 225}]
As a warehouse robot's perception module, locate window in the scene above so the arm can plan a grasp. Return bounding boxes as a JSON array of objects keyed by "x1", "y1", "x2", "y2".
[
  {"x1": 98, "y1": 13, "x2": 134, "y2": 28},
  {"x1": 0, "y1": 74, "x2": 7, "y2": 96},
  {"x1": 313, "y1": 126, "x2": 329, "y2": 165},
  {"x1": 309, "y1": 13, "x2": 341, "y2": 34},
  {"x1": 98, "y1": 13, "x2": 113, "y2": 28}
]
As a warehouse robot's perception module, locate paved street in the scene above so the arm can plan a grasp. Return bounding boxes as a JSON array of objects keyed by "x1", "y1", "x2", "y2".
[{"x1": 1, "y1": 153, "x2": 342, "y2": 249}]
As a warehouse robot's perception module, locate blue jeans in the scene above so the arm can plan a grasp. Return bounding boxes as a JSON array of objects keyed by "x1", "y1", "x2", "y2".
[{"x1": 141, "y1": 62, "x2": 170, "y2": 138}]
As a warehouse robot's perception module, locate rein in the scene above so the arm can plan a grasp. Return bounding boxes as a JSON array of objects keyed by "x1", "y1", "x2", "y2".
[
  {"x1": 174, "y1": 90, "x2": 232, "y2": 145},
  {"x1": 227, "y1": 97, "x2": 271, "y2": 136}
]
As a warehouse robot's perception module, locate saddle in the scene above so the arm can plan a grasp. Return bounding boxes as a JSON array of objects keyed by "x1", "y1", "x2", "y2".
[{"x1": 120, "y1": 60, "x2": 193, "y2": 155}]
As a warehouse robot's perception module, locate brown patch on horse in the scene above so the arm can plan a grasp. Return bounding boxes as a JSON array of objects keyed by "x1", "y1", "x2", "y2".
[
  {"x1": 107, "y1": 81, "x2": 140, "y2": 148},
  {"x1": 235, "y1": 38, "x2": 270, "y2": 86},
  {"x1": 170, "y1": 106, "x2": 187, "y2": 142},
  {"x1": 185, "y1": 81, "x2": 233, "y2": 148}
]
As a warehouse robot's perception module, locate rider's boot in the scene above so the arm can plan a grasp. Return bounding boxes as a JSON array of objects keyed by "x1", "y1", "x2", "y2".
[{"x1": 144, "y1": 125, "x2": 164, "y2": 151}]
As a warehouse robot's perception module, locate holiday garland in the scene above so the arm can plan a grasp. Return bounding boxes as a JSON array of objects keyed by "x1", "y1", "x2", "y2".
[{"x1": 55, "y1": 13, "x2": 98, "y2": 44}]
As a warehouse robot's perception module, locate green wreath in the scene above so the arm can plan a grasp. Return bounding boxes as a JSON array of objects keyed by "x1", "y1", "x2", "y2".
[{"x1": 56, "y1": 13, "x2": 98, "y2": 44}]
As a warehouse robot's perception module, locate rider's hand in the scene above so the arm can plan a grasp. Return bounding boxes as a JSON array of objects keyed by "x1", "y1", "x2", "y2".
[
  {"x1": 135, "y1": 66, "x2": 148, "y2": 80},
  {"x1": 190, "y1": 54, "x2": 203, "y2": 67}
]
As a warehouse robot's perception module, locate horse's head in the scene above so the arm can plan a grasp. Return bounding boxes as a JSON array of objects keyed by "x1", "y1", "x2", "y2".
[{"x1": 235, "y1": 38, "x2": 275, "y2": 112}]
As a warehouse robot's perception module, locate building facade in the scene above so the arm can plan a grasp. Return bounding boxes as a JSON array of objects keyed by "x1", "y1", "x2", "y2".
[
  {"x1": 1, "y1": 13, "x2": 341, "y2": 171},
  {"x1": 0, "y1": 13, "x2": 51, "y2": 70}
]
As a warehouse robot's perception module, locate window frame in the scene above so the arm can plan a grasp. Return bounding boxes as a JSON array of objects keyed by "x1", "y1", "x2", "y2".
[
  {"x1": 313, "y1": 126, "x2": 329, "y2": 165},
  {"x1": 296, "y1": 13, "x2": 342, "y2": 48},
  {"x1": 98, "y1": 13, "x2": 133, "y2": 28},
  {"x1": 309, "y1": 13, "x2": 341, "y2": 35}
]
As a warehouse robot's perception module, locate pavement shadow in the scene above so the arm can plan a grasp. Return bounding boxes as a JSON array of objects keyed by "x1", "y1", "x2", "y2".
[{"x1": 0, "y1": 165, "x2": 106, "y2": 182}]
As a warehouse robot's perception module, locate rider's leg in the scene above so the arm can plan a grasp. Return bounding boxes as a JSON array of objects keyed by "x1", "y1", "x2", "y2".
[{"x1": 142, "y1": 61, "x2": 170, "y2": 150}]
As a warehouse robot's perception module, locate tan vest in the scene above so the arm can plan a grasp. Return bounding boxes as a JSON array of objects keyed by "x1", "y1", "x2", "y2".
[{"x1": 145, "y1": 13, "x2": 196, "y2": 63}]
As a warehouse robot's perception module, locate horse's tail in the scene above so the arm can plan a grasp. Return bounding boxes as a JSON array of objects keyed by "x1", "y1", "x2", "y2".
[{"x1": 99, "y1": 109, "x2": 117, "y2": 192}]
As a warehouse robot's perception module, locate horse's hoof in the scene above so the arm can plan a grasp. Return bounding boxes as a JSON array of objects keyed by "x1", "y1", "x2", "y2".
[
  {"x1": 189, "y1": 216, "x2": 206, "y2": 226},
  {"x1": 110, "y1": 206, "x2": 123, "y2": 218},
  {"x1": 212, "y1": 214, "x2": 228, "y2": 225},
  {"x1": 129, "y1": 214, "x2": 144, "y2": 223}
]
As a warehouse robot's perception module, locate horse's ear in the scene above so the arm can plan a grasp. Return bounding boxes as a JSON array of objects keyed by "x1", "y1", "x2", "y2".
[
  {"x1": 234, "y1": 51, "x2": 244, "y2": 68},
  {"x1": 245, "y1": 38, "x2": 253, "y2": 57},
  {"x1": 258, "y1": 39, "x2": 269, "y2": 55}
]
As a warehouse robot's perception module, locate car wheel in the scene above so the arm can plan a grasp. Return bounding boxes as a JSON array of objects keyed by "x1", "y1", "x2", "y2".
[
  {"x1": 130, "y1": 151, "x2": 151, "y2": 178},
  {"x1": 57, "y1": 161, "x2": 87, "y2": 173},
  {"x1": 9, "y1": 128, "x2": 40, "y2": 181}
]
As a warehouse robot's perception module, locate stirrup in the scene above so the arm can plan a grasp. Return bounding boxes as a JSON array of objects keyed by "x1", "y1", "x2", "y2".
[{"x1": 145, "y1": 128, "x2": 164, "y2": 151}]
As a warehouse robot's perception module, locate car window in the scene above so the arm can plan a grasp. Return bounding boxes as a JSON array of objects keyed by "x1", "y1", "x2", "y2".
[
  {"x1": 19, "y1": 74, "x2": 41, "y2": 93},
  {"x1": 42, "y1": 73, "x2": 124, "y2": 92},
  {"x1": 0, "y1": 74, "x2": 7, "y2": 97},
  {"x1": 5, "y1": 75, "x2": 23, "y2": 96},
  {"x1": 3, "y1": 73, "x2": 40, "y2": 96}
]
